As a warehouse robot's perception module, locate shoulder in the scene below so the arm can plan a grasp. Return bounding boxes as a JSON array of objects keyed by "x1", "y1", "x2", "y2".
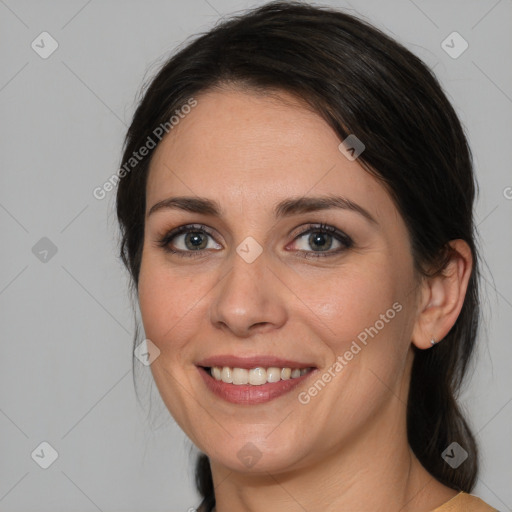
[{"x1": 433, "y1": 491, "x2": 499, "y2": 511}]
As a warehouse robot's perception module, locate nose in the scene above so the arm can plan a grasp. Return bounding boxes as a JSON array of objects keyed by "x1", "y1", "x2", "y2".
[{"x1": 209, "y1": 250, "x2": 288, "y2": 338}]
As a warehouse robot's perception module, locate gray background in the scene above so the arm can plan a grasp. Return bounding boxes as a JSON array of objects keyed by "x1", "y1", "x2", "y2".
[{"x1": 1, "y1": 0, "x2": 511, "y2": 510}]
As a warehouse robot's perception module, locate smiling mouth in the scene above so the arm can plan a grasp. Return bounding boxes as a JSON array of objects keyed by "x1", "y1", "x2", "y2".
[
  {"x1": 204, "y1": 366, "x2": 314, "y2": 385},
  {"x1": 197, "y1": 364, "x2": 317, "y2": 405}
]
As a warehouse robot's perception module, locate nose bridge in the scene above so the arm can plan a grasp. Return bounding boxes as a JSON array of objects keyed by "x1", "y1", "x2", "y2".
[{"x1": 209, "y1": 242, "x2": 287, "y2": 336}]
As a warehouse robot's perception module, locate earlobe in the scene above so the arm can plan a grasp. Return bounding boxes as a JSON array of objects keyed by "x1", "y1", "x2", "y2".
[{"x1": 411, "y1": 239, "x2": 473, "y2": 350}]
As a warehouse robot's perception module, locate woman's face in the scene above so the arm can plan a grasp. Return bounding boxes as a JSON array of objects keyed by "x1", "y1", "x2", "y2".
[{"x1": 138, "y1": 88, "x2": 421, "y2": 474}]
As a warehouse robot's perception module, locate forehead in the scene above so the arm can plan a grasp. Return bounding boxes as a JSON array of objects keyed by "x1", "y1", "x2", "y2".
[
  {"x1": 148, "y1": 88, "x2": 332, "y2": 173},
  {"x1": 145, "y1": 88, "x2": 393, "y2": 221}
]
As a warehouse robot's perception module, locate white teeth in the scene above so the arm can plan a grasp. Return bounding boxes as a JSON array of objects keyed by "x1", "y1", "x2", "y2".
[
  {"x1": 266, "y1": 367, "x2": 281, "y2": 383},
  {"x1": 249, "y1": 367, "x2": 267, "y2": 385},
  {"x1": 221, "y1": 366, "x2": 233, "y2": 383},
  {"x1": 209, "y1": 366, "x2": 312, "y2": 385},
  {"x1": 232, "y1": 368, "x2": 249, "y2": 385}
]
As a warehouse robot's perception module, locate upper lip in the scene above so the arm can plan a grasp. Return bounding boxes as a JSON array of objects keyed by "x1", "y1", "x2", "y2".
[{"x1": 196, "y1": 355, "x2": 317, "y2": 369}]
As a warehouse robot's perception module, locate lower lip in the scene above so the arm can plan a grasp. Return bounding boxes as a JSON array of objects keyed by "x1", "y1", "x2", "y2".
[{"x1": 198, "y1": 367, "x2": 316, "y2": 405}]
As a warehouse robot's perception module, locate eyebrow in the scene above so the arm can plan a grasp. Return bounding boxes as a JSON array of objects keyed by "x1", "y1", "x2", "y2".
[{"x1": 147, "y1": 195, "x2": 377, "y2": 224}]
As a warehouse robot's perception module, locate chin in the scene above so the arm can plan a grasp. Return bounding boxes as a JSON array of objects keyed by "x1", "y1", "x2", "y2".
[{"x1": 205, "y1": 432, "x2": 310, "y2": 475}]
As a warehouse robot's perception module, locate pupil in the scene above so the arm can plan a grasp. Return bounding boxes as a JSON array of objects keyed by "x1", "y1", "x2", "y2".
[
  {"x1": 186, "y1": 232, "x2": 207, "y2": 250},
  {"x1": 309, "y1": 232, "x2": 332, "y2": 251}
]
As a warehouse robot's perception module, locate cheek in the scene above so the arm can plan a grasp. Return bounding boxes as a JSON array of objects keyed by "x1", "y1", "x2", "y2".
[
  {"x1": 293, "y1": 257, "x2": 414, "y2": 411},
  {"x1": 294, "y1": 263, "x2": 401, "y2": 349},
  {"x1": 137, "y1": 251, "x2": 209, "y2": 441},
  {"x1": 137, "y1": 251, "x2": 194, "y2": 353}
]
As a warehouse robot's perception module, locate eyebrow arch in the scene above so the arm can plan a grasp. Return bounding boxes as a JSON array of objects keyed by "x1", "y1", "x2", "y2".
[
  {"x1": 147, "y1": 195, "x2": 377, "y2": 224},
  {"x1": 148, "y1": 197, "x2": 220, "y2": 218},
  {"x1": 274, "y1": 195, "x2": 377, "y2": 224}
]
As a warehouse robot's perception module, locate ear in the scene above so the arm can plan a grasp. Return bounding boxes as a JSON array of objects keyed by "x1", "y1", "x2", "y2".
[{"x1": 411, "y1": 239, "x2": 473, "y2": 350}]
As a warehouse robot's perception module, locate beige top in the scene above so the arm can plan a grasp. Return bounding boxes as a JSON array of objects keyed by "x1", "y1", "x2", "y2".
[{"x1": 433, "y1": 491, "x2": 498, "y2": 511}]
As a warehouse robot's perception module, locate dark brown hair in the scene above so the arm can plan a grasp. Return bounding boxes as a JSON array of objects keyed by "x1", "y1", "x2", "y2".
[{"x1": 115, "y1": 2, "x2": 481, "y2": 510}]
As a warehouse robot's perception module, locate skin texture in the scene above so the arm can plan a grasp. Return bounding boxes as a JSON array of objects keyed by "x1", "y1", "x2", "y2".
[{"x1": 138, "y1": 88, "x2": 472, "y2": 512}]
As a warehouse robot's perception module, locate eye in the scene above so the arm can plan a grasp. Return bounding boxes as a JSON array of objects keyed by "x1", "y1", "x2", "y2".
[
  {"x1": 157, "y1": 224, "x2": 222, "y2": 257},
  {"x1": 288, "y1": 223, "x2": 353, "y2": 257},
  {"x1": 157, "y1": 222, "x2": 353, "y2": 259}
]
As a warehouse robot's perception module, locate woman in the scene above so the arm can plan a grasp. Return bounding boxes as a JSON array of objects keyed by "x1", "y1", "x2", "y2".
[{"x1": 116, "y1": 2, "x2": 497, "y2": 510}]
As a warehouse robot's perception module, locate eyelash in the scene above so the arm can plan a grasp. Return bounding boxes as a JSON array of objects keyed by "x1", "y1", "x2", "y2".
[{"x1": 156, "y1": 222, "x2": 353, "y2": 259}]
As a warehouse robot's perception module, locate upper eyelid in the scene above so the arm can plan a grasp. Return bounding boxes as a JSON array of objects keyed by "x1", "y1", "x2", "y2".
[
  {"x1": 290, "y1": 223, "x2": 348, "y2": 239},
  {"x1": 160, "y1": 224, "x2": 219, "y2": 245}
]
